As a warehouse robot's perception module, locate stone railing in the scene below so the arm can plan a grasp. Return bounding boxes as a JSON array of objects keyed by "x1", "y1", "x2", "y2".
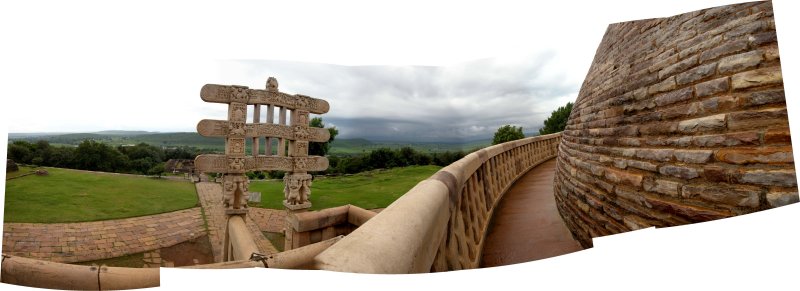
[
  {"x1": 312, "y1": 133, "x2": 562, "y2": 273},
  {"x1": 1, "y1": 255, "x2": 159, "y2": 290},
  {"x1": 284, "y1": 204, "x2": 376, "y2": 250}
]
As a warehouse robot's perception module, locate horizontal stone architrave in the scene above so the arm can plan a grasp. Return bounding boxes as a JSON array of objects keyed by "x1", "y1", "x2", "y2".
[
  {"x1": 195, "y1": 154, "x2": 329, "y2": 173},
  {"x1": 197, "y1": 119, "x2": 330, "y2": 142},
  {"x1": 313, "y1": 133, "x2": 562, "y2": 273},
  {"x1": 200, "y1": 84, "x2": 329, "y2": 114}
]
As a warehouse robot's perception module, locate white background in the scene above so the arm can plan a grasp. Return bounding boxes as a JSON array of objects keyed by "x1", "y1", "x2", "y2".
[{"x1": 1, "y1": 0, "x2": 799, "y2": 290}]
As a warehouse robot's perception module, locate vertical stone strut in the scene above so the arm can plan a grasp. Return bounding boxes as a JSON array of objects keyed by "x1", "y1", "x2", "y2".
[{"x1": 194, "y1": 77, "x2": 331, "y2": 259}]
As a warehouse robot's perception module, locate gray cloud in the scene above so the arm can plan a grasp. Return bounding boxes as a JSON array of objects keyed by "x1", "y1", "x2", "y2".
[{"x1": 225, "y1": 53, "x2": 580, "y2": 142}]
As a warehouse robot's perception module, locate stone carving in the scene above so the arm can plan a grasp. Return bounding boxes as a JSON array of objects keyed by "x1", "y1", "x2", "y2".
[
  {"x1": 228, "y1": 122, "x2": 246, "y2": 136},
  {"x1": 222, "y1": 175, "x2": 250, "y2": 211},
  {"x1": 294, "y1": 125, "x2": 310, "y2": 140},
  {"x1": 267, "y1": 77, "x2": 278, "y2": 91},
  {"x1": 294, "y1": 141, "x2": 309, "y2": 157},
  {"x1": 231, "y1": 85, "x2": 249, "y2": 103},
  {"x1": 227, "y1": 157, "x2": 246, "y2": 173},
  {"x1": 283, "y1": 173, "x2": 312, "y2": 206},
  {"x1": 229, "y1": 103, "x2": 247, "y2": 122},
  {"x1": 227, "y1": 138, "x2": 245, "y2": 155},
  {"x1": 199, "y1": 119, "x2": 328, "y2": 141},
  {"x1": 196, "y1": 155, "x2": 329, "y2": 172}
]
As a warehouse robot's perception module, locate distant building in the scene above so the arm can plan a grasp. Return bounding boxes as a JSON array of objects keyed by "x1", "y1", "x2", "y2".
[{"x1": 165, "y1": 159, "x2": 194, "y2": 174}]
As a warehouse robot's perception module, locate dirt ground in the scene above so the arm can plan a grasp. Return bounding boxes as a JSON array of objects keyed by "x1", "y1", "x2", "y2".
[{"x1": 160, "y1": 235, "x2": 215, "y2": 267}]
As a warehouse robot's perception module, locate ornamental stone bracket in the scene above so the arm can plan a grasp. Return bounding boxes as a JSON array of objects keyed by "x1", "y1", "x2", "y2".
[{"x1": 195, "y1": 77, "x2": 331, "y2": 215}]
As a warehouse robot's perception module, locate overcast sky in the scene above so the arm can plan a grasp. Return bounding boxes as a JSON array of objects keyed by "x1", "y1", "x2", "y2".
[{"x1": 1, "y1": 0, "x2": 796, "y2": 142}]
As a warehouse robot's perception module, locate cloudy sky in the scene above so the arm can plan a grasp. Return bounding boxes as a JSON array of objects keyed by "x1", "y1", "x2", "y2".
[{"x1": 1, "y1": 0, "x2": 796, "y2": 142}]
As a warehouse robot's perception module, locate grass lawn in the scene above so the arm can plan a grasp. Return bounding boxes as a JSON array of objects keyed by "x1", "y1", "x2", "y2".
[
  {"x1": 249, "y1": 165, "x2": 442, "y2": 210},
  {"x1": 4, "y1": 167, "x2": 198, "y2": 223}
]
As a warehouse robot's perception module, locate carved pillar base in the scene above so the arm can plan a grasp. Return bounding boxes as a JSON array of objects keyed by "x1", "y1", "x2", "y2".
[{"x1": 283, "y1": 201, "x2": 312, "y2": 210}]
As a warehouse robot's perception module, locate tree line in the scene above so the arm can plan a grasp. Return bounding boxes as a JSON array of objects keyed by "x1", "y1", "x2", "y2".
[{"x1": 7, "y1": 140, "x2": 202, "y2": 176}]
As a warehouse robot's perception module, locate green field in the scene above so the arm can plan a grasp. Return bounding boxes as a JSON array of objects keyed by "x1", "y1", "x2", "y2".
[
  {"x1": 249, "y1": 165, "x2": 442, "y2": 210},
  {"x1": 4, "y1": 167, "x2": 198, "y2": 223}
]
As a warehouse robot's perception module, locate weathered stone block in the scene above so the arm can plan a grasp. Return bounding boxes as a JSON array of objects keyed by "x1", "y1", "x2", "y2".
[
  {"x1": 681, "y1": 184, "x2": 760, "y2": 208},
  {"x1": 731, "y1": 66, "x2": 783, "y2": 90},
  {"x1": 674, "y1": 150, "x2": 713, "y2": 163},
  {"x1": 677, "y1": 114, "x2": 726, "y2": 133},
  {"x1": 715, "y1": 146, "x2": 794, "y2": 164},
  {"x1": 648, "y1": 76, "x2": 677, "y2": 95},
  {"x1": 725, "y1": 20, "x2": 766, "y2": 39},
  {"x1": 676, "y1": 62, "x2": 717, "y2": 85},
  {"x1": 604, "y1": 168, "x2": 643, "y2": 187},
  {"x1": 700, "y1": 95, "x2": 736, "y2": 113},
  {"x1": 764, "y1": 127, "x2": 791, "y2": 144},
  {"x1": 740, "y1": 169, "x2": 797, "y2": 187},
  {"x1": 748, "y1": 31, "x2": 777, "y2": 46},
  {"x1": 659, "y1": 55, "x2": 698, "y2": 80},
  {"x1": 661, "y1": 103, "x2": 700, "y2": 120},
  {"x1": 627, "y1": 160, "x2": 659, "y2": 172},
  {"x1": 623, "y1": 215, "x2": 653, "y2": 230},
  {"x1": 644, "y1": 195, "x2": 729, "y2": 221},
  {"x1": 766, "y1": 192, "x2": 799, "y2": 208},
  {"x1": 635, "y1": 148, "x2": 674, "y2": 162},
  {"x1": 692, "y1": 131, "x2": 760, "y2": 147},
  {"x1": 643, "y1": 179, "x2": 681, "y2": 197},
  {"x1": 678, "y1": 35, "x2": 722, "y2": 59},
  {"x1": 639, "y1": 123, "x2": 678, "y2": 135},
  {"x1": 738, "y1": 89, "x2": 784, "y2": 107},
  {"x1": 695, "y1": 77, "x2": 729, "y2": 97},
  {"x1": 718, "y1": 50, "x2": 764, "y2": 74},
  {"x1": 698, "y1": 39, "x2": 748, "y2": 63},
  {"x1": 762, "y1": 44, "x2": 779, "y2": 61},
  {"x1": 659, "y1": 165, "x2": 700, "y2": 179},
  {"x1": 654, "y1": 87, "x2": 694, "y2": 107},
  {"x1": 727, "y1": 108, "x2": 788, "y2": 130}
]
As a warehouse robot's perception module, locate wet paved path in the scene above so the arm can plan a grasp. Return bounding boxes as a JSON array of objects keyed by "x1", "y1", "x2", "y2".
[
  {"x1": 2, "y1": 208, "x2": 205, "y2": 263},
  {"x1": 480, "y1": 158, "x2": 583, "y2": 267}
]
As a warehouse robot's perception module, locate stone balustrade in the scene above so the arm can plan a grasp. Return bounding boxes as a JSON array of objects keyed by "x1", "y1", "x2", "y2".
[
  {"x1": 312, "y1": 133, "x2": 562, "y2": 273},
  {"x1": 284, "y1": 204, "x2": 376, "y2": 250},
  {"x1": 1, "y1": 255, "x2": 159, "y2": 290}
]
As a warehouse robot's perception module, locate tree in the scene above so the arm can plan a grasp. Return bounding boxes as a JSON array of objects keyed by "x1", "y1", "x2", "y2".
[
  {"x1": 147, "y1": 163, "x2": 166, "y2": 178},
  {"x1": 492, "y1": 125, "x2": 525, "y2": 145},
  {"x1": 539, "y1": 102, "x2": 573, "y2": 135},
  {"x1": 73, "y1": 140, "x2": 128, "y2": 172},
  {"x1": 308, "y1": 117, "x2": 339, "y2": 156},
  {"x1": 8, "y1": 141, "x2": 33, "y2": 164},
  {"x1": 368, "y1": 148, "x2": 397, "y2": 169}
]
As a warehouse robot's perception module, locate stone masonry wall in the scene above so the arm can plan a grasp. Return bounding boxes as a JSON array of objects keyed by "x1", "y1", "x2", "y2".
[{"x1": 554, "y1": 0, "x2": 798, "y2": 248}]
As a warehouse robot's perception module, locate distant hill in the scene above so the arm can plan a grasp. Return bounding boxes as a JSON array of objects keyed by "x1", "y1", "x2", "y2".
[
  {"x1": 9, "y1": 131, "x2": 498, "y2": 154},
  {"x1": 94, "y1": 130, "x2": 154, "y2": 136},
  {"x1": 9, "y1": 132, "x2": 224, "y2": 150}
]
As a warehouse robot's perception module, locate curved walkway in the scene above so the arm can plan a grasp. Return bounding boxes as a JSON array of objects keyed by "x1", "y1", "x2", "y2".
[
  {"x1": 2, "y1": 208, "x2": 205, "y2": 263},
  {"x1": 480, "y1": 158, "x2": 583, "y2": 267}
]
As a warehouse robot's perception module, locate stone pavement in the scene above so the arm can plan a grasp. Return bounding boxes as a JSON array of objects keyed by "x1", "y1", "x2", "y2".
[
  {"x1": 2, "y1": 208, "x2": 205, "y2": 263},
  {"x1": 195, "y1": 182, "x2": 278, "y2": 263},
  {"x1": 480, "y1": 159, "x2": 583, "y2": 267},
  {"x1": 249, "y1": 207, "x2": 286, "y2": 233}
]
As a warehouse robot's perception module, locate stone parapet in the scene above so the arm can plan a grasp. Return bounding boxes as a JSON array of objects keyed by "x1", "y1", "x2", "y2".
[{"x1": 313, "y1": 133, "x2": 562, "y2": 273}]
